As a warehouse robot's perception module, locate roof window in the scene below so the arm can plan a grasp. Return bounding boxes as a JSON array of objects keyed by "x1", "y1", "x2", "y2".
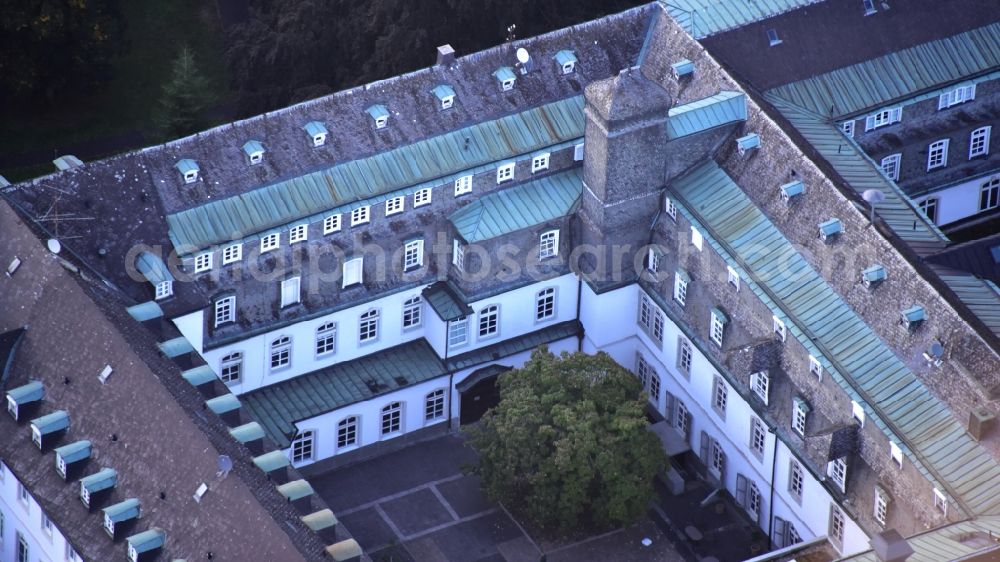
[
  {"x1": 861, "y1": 264, "x2": 886, "y2": 289},
  {"x1": 900, "y1": 305, "x2": 925, "y2": 331},
  {"x1": 243, "y1": 140, "x2": 265, "y2": 165},
  {"x1": 103, "y1": 498, "x2": 140, "y2": 538},
  {"x1": 767, "y1": 29, "x2": 782, "y2": 46},
  {"x1": 780, "y1": 180, "x2": 804, "y2": 204},
  {"x1": 54, "y1": 440, "x2": 92, "y2": 479},
  {"x1": 126, "y1": 528, "x2": 165, "y2": 562},
  {"x1": 30, "y1": 410, "x2": 69, "y2": 450},
  {"x1": 494, "y1": 67, "x2": 516, "y2": 91},
  {"x1": 6, "y1": 380, "x2": 43, "y2": 421},
  {"x1": 863, "y1": 0, "x2": 877, "y2": 15},
  {"x1": 433, "y1": 85, "x2": 456, "y2": 110},
  {"x1": 366, "y1": 104, "x2": 389, "y2": 129},
  {"x1": 819, "y1": 218, "x2": 843, "y2": 243},
  {"x1": 736, "y1": 133, "x2": 760, "y2": 155},
  {"x1": 554, "y1": 50, "x2": 577, "y2": 74},
  {"x1": 80, "y1": 467, "x2": 118, "y2": 508},
  {"x1": 671, "y1": 59, "x2": 694, "y2": 78},
  {"x1": 303, "y1": 121, "x2": 328, "y2": 147},
  {"x1": 174, "y1": 159, "x2": 199, "y2": 183}
]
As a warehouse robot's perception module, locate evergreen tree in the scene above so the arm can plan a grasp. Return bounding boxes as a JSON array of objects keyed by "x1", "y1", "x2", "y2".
[
  {"x1": 466, "y1": 347, "x2": 668, "y2": 535},
  {"x1": 157, "y1": 46, "x2": 214, "y2": 138}
]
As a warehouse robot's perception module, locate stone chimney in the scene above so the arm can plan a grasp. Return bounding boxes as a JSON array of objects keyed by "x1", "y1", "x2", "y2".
[
  {"x1": 871, "y1": 529, "x2": 914, "y2": 562},
  {"x1": 436, "y1": 44, "x2": 456, "y2": 67}
]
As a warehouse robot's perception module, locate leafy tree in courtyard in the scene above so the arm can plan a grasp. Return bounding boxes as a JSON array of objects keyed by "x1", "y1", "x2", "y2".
[
  {"x1": 156, "y1": 45, "x2": 215, "y2": 139},
  {"x1": 466, "y1": 347, "x2": 668, "y2": 534}
]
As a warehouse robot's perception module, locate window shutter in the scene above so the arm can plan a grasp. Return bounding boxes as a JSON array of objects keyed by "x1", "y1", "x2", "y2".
[
  {"x1": 719, "y1": 450, "x2": 727, "y2": 482},
  {"x1": 699, "y1": 431, "x2": 709, "y2": 464},
  {"x1": 967, "y1": 83, "x2": 977, "y2": 100},
  {"x1": 683, "y1": 411, "x2": 692, "y2": 442},
  {"x1": 664, "y1": 392, "x2": 676, "y2": 425},
  {"x1": 938, "y1": 94, "x2": 949, "y2": 110},
  {"x1": 865, "y1": 115, "x2": 876, "y2": 131},
  {"x1": 890, "y1": 107, "x2": 902, "y2": 123},
  {"x1": 735, "y1": 474, "x2": 748, "y2": 507},
  {"x1": 773, "y1": 517, "x2": 788, "y2": 548}
]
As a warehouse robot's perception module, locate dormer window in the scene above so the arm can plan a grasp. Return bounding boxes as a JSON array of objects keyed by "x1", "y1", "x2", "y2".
[
  {"x1": 6, "y1": 381, "x2": 43, "y2": 421},
  {"x1": 433, "y1": 85, "x2": 456, "y2": 110},
  {"x1": 780, "y1": 180, "x2": 804, "y2": 204},
  {"x1": 939, "y1": 84, "x2": 975, "y2": 110},
  {"x1": 554, "y1": 50, "x2": 577, "y2": 74},
  {"x1": 767, "y1": 29, "x2": 782, "y2": 46},
  {"x1": 103, "y1": 498, "x2": 140, "y2": 538},
  {"x1": 194, "y1": 252, "x2": 212, "y2": 273},
  {"x1": 736, "y1": 133, "x2": 760, "y2": 156},
  {"x1": 155, "y1": 281, "x2": 173, "y2": 300},
  {"x1": 175, "y1": 159, "x2": 199, "y2": 184},
  {"x1": 861, "y1": 264, "x2": 886, "y2": 289},
  {"x1": 366, "y1": 104, "x2": 390, "y2": 129},
  {"x1": 901, "y1": 305, "x2": 925, "y2": 331},
  {"x1": 863, "y1": 0, "x2": 877, "y2": 15},
  {"x1": 819, "y1": 218, "x2": 843, "y2": 243},
  {"x1": 671, "y1": 59, "x2": 694, "y2": 78},
  {"x1": 303, "y1": 121, "x2": 328, "y2": 147},
  {"x1": 493, "y1": 67, "x2": 516, "y2": 91},
  {"x1": 243, "y1": 140, "x2": 264, "y2": 165}
]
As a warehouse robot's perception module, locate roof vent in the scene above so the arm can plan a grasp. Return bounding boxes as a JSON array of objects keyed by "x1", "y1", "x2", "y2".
[
  {"x1": 436, "y1": 44, "x2": 455, "y2": 67},
  {"x1": 819, "y1": 218, "x2": 843, "y2": 242},
  {"x1": 174, "y1": 159, "x2": 199, "y2": 184},
  {"x1": 861, "y1": 264, "x2": 886, "y2": 289},
  {"x1": 103, "y1": 498, "x2": 141, "y2": 539},
  {"x1": 30, "y1": 410, "x2": 70, "y2": 450},
  {"x1": 870, "y1": 529, "x2": 913, "y2": 562},
  {"x1": 242, "y1": 140, "x2": 265, "y2": 165},
  {"x1": 303, "y1": 121, "x2": 328, "y2": 147},
  {"x1": 366, "y1": 104, "x2": 389, "y2": 129},
  {"x1": 54, "y1": 440, "x2": 92, "y2": 480},
  {"x1": 516, "y1": 48, "x2": 534, "y2": 75},
  {"x1": 900, "y1": 305, "x2": 925, "y2": 331},
  {"x1": 277, "y1": 479, "x2": 315, "y2": 511},
  {"x1": 6, "y1": 380, "x2": 43, "y2": 421},
  {"x1": 98, "y1": 365, "x2": 113, "y2": 384},
  {"x1": 494, "y1": 67, "x2": 516, "y2": 91},
  {"x1": 53, "y1": 155, "x2": 84, "y2": 171},
  {"x1": 80, "y1": 467, "x2": 118, "y2": 510},
  {"x1": 736, "y1": 133, "x2": 760, "y2": 155},
  {"x1": 432, "y1": 85, "x2": 456, "y2": 110},
  {"x1": 126, "y1": 528, "x2": 165, "y2": 562},
  {"x1": 780, "y1": 180, "x2": 804, "y2": 204},
  {"x1": 6, "y1": 256, "x2": 21, "y2": 276},
  {"x1": 671, "y1": 59, "x2": 695, "y2": 78},
  {"x1": 923, "y1": 341, "x2": 944, "y2": 367},
  {"x1": 554, "y1": 50, "x2": 577, "y2": 74}
]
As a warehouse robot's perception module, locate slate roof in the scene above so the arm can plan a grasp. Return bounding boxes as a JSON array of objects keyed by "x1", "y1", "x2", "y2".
[
  {"x1": 672, "y1": 161, "x2": 1000, "y2": 516},
  {"x1": 449, "y1": 167, "x2": 583, "y2": 242}
]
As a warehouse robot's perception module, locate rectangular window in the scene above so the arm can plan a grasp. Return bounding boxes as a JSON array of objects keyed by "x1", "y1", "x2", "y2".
[
  {"x1": 673, "y1": 271, "x2": 688, "y2": 305},
  {"x1": 788, "y1": 459, "x2": 804, "y2": 502},
  {"x1": 938, "y1": 84, "x2": 975, "y2": 109},
  {"x1": 222, "y1": 244, "x2": 242, "y2": 265},
  {"x1": 927, "y1": 139, "x2": 949, "y2": 170},
  {"x1": 809, "y1": 355, "x2": 822, "y2": 379},
  {"x1": 16, "y1": 532, "x2": 28, "y2": 562},
  {"x1": 41, "y1": 513, "x2": 53, "y2": 536},
  {"x1": 750, "y1": 417, "x2": 766, "y2": 459},
  {"x1": 829, "y1": 506, "x2": 846, "y2": 550},
  {"x1": 970, "y1": 126, "x2": 991, "y2": 158},
  {"x1": 536, "y1": 287, "x2": 556, "y2": 321},
  {"x1": 359, "y1": 309, "x2": 379, "y2": 343},
  {"x1": 727, "y1": 266, "x2": 740, "y2": 290},
  {"x1": 539, "y1": 230, "x2": 559, "y2": 258},
  {"x1": 260, "y1": 233, "x2": 280, "y2": 253},
  {"x1": 452, "y1": 239, "x2": 465, "y2": 270},
  {"x1": 414, "y1": 187, "x2": 432, "y2": 207},
  {"x1": 194, "y1": 252, "x2": 213, "y2": 273},
  {"x1": 792, "y1": 398, "x2": 809, "y2": 436},
  {"x1": 772, "y1": 315, "x2": 786, "y2": 341},
  {"x1": 215, "y1": 296, "x2": 235, "y2": 327},
  {"x1": 828, "y1": 457, "x2": 847, "y2": 492},
  {"x1": 324, "y1": 214, "x2": 342, "y2": 234},
  {"x1": 343, "y1": 257, "x2": 363, "y2": 287},
  {"x1": 351, "y1": 206, "x2": 370, "y2": 226},
  {"x1": 497, "y1": 162, "x2": 515, "y2": 183},
  {"x1": 574, "y1": 143, "x2": 584, "y2": 161},
  {"x1": 691, "y1": 226, "x2": 703, "y2": 251},
  {"x1": 981, "y1": 178, "x2": 1000, "y2": 211},
  {"x1": 767, "y1": 28, "x2": 781, "y2": 46},
  {"x1": 881, "y1": 154, "x2": 901, "y2": 181},
  {"x1": 865, "y1": 107, "x2": 902, "y2": 131},
  {"x1": 385, "y1": 196, "x2": 404, "y2": 216},
  {"x1": 712, "y1": 376, "x2": 728, "y2": 418},
  {"x1": 934, "y1": 487, "x2": 948, "y2": 515},
  {"x1": 919, "y1": 198, "x2": 938, "y2": 224},
  {"x1": 890, "y1": 441, "x2": 903, "y2": 469},
  {"x1": 381, "y1": 402, "x2": 402, "y2": 435},
  {"x1": 748, "y1": 481, "x2": 762, "y2": 521},
  {"x1": 710, "y1": 439, "x2": 726, "y2": 477},
  {"x1": 66, "y1": 543, "x2": 80, "y2": 562},
  {"x1": 852, "y1": 400, "x2": 866, "y2": 427},
  {"x1": 454, "y1": 175, "x2": 473, "y2": 196},
  {"x1": 841, "y1": 120, "x2": 855, "y2": 138},
  {"x1": 337, "y1": 417, "x2": 358, "y2": 448},
  {"x1": 402, "y1": 296, "x2": 422, "y2": 329},
  {"x1": 220, "y1": 352, "x2": 243, "y2": 383},
  {"x1": 710, "y1": 309, "x2": 726, "y2": 346},
  {"x1": 448, "y1": 318, "x2": 469, "y2": 348},
  {"x1": 155, "y1": 281, "x2": 173, "y2": 300},
  {"x1": 425, "y1": 389, "x2": 446, "y2": 421},
  {"x1": 646, "y1": 248, "x2": 660, "y2": 273},
  {"x1": 281, "y1": 277, "x2": 301, "y2": 307},
  {"x1": 674, "y1": 399, "x2": 691, "y2": 440},
  {"x1": 289, "y1": 224, "x2": 308, "y2": 244},
  {"x1": 750, "y1": 371, "x2": 770, "y2": 405},
  {"x1": 18, "y1": 482, "x2": 29, "y2": 507},
  {"x1": 874, "y1": 487, "x2": 889, "y2": 525},
  {"x1": 637, "y1": 295, "x2": 664, "y2": 344},
  {"x1": 664, "y1": 197, "x2": 677, "y2": 220},
  {"x1": 270, "y1": 336, "x2": 292, "y2": 371},
  {"x1": 677, "y1": 339, "x2": 693, "y2": 376},
  {"x1": 478, "y1": 305, "x2": 499, "y2": 339},
  {"x1": 291, "y1": 430, "x2": 315, "y2": 463},
  {"x1": 403, "y1": 239, "x2": 424, "y2": 271},
  {"x1": 531, "y1": 153, "x2": 550, "y2": 173},
  {"x1": 316, "y1": 322, "x2": 337, "y2": 356}
]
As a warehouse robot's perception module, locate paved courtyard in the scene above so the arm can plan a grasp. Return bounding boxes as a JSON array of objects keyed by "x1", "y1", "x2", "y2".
[{"x1": 308, "y1": 433, "x2": 684, "y2": 562}]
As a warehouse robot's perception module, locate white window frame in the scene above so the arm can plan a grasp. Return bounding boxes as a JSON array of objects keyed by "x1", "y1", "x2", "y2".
[
  {"x1": 454, "y1": 175, "x2": 473, "y2": 196},
  {"x1": 385, "y1": 196, "x2": 405, "y2": 216},
  {"x1": 809, "y1": 355, "x2": 822, "y2": 379},
  {"x1": 269, "y1": 335, "x2": 292, "y2": 371},
  {"x1": 933, "y1": 487, "x2": 948, "y2": 515},
  {"x1": 674, "y1": 399, "x2": 690, "y2": 439},
  {"x1": 375, "y1": 115, "x2": 388, "y2": 129},
  {"x1": 452, "y1": 239, "x2": 465, "y2": 270},
  {"x1": 16, "y1": 532, "x2": 28, "y2": 562},
  {"x1": 289, "y1": 224, "x2": 308, "y2": 244},
  {"x1": 874, "y1": 487, "x2": 889, "y2": 525},
  {"x1": 573, "y1": 142, "x2": 584, "y2": 161},
  {"x1": 316, "y1": 322, "x2": 337, "y2": 356},
  {"x1": 441, "y1": 95, "x2": 455, "y2": 110},
  {"x1": 981, "y1": 177, "x2": 1000, "y2": 211},
  {"x1": 788, "y1": 459, "x2": 804, "y2": 502},
  {"x1": 890, "y1": 441, "x2": 904, "y2": 469},
  {"x1": 710, "y1": 310, "x2": 726, "y2": 346},
  {"x1": 402, "y1": 296, "x2": 422, "y2": 329},
  {"x1": 413, "y1": 188, "x2": 432, "y2": 207},
  {"x1": 501, "y1": 78, "x2": 515, "y2": 91},
  {"x1": 381, "y1": 402, "x2": 403, "y2": 436},
  {"x1": 403, "y1": 240, "x2": 424, "y2": 271},
  {"x1": 865, "y1": 107, "x2": 902, "y2": 131},
  {"x1": 750, "y1": 417, "x2": 767, "y2": 459},
  {"x1": 220, "y1": 351, "x2": 243, "y2": 383},
  {"x1": 194, "y1": 252, "x2": 212, "y2": 273},
  {"x1": 496, "y1": 163, "x2": 515, "y2": 183},
  {"x1": 478, "y1": 304, "x2": 499, "y2": 339},
  {"x1": 712, "y1": 375, "x2": 728, "y2": 418},
  {"x1": 664, "y1": 197, "x2": 677, "y2": 220},
  {"x1": 828, "y1": 457, "x2": 847, "y2": 492},
  {"x1": 359, "y1": 308, "x2": 380, "y2": 343},
  {"x1": 260, "y1": 233, "x2": 280, "y2": 253},
  {"x1": 291, "y1": 430, "x2": 315, "y2": 463},
  {"x1": 852, "y1": 400, "x2": 866, "y2": 427},
  {"x1": 727, "y1": 266, "x2": 740, "y2": 290},
  {"x1": 970, "y1": 126, "x2": 991, "y2": 158},
  {"x1": 710, "y1": 439, "x2": 725, "y2": 477},
  {"x1": 215, "y1": 296, "x2": 235, "y2": 326},
  {"x1": 222, "y1": 243, "x2": 242, "y2": 264},
  {"x1": 938, "y1": 84, "x2": 975, "y2": 109},
  {"x1": 673, "y1": 272, "x2": 688, "y2": 306},
  {"x1": 535, "y1": 287, "x2": 556, "y2": 322},
  {"x1": 539, "y1": 230, "x2": 559, "y2": 259},
  {"x1": 677, "y1": 338, "x2": 692, "y2": 376},
  {"x1": 337, "y1": 416, "x2": 359, "y2": 449},
  {"x1": 323, "y1": 214, "x2": 342, "y2": 234},
  {"x1": 881, "y1": 154, "x2": 901, "y2": 181},
  {"x1": 425, "y1": 389, "x2": 446, "y2": 422},
  {"x1": 750, "y1": 371, "x2": 770, "y2": 405},
  {"x1": 747, "y1": 481, "x2": 762, "y2": 520},
  {"x1": 343, "y1": 257, "x2": 363, "y2": 287},
  {"x1": 646, "y1": 248, "x2": 660, "y2": 273},
  {"x1": 280, "y1": 276, "x2": 301, "y2": 307},
  {"x1": 351, "y1": 206, "x2": 370, "y2": 226},
  {"x1": 919, "y1": 197, "x2": 938, "y2": 224},
  {"x1": 531, "y1": 153, "x2": 550, "y2": 173},
  {"x1": 448, "y1": 317, "x2": 469, "y2": 348},
  {"x1": 155, "y1": 281, "x2": 173, "y2": 300},
  {"x1": 767, "y1": 28, "x2": 782, "y2": 46},
  {"x1": 691, "y1": 226, "x2": 703, "y2": 251},
  {"x1": 841, "y1": 120, "x2": 855, "y2": 138},
  {"x1": 792, "y1": 398, "x2": 808, "y2": 436},
  {"x1": 927, "y1": 139, "x2": 949, "y2": 170},
  {"x1": 772, "y1": 315, "x2": 786, "y2": 342}
]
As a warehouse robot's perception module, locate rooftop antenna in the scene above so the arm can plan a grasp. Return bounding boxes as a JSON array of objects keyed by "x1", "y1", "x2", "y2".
[{"x1": 862, "y1": 189, "x2": 885, "y2": 224}]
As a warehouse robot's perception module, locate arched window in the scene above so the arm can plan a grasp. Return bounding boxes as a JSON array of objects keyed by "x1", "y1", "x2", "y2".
[
  {"x1": 270, "y1": 336, "x2": 292, "y2": 371},
  {"x1": 403, "y1": 296, "x2": 422, "y2": 329},
  {"x1": 291, "y1": 430, "x2": 315, "y2": 463},
  {"x1": 220, "y1": 351, "x2": 242, "y2": 383},
  {"x1": 359, "y1": 309, "x2": 379, "y2": 343},
  {"x1": 337, "y1": 416, "x2": 358, "y2": 448},
  {"x1": 381, "y1": 402, "x2": 402, "y2": 435},
  {"x1": 316, "y1": 322, "x2": 336, "y2": 356},
  {"x1": 425, "y1": 389, "x2": 446, "y2": 421}
]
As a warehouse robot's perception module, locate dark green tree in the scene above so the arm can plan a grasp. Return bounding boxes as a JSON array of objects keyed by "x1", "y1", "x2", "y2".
[
  {"x1": 466, "y1": 347, "x2": 668, "y2": 534},
  {"x1": 157, "y1": 45, "x2": 215, "y2": 138}
]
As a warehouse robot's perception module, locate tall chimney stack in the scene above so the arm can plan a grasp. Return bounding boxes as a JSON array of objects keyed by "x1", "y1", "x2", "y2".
[
  {"x1": 436, "y1": 45, "x2": 456, "y2": 67},
  {"x1": 871, "y1": 529, "x2": 914, "y2": 562}
]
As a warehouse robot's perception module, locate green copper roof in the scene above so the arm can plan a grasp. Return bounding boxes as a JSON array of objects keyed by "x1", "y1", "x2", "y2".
[
  {"x1": 422, "y1": 281, "x2": 472, "y2": 322},
  {"x1": 104, "y1": 498, "x2": 141, "y2": 523},
  {"x1": 673, "y1": 161, "x2": 1000, "y2": 516},
  {"x1": 665, "y1": 0, "x2": 822, "y2": 38},
  {"x1": 174, "y1": 159, "x2": 198, "y2": 174},
  {"x1": 242, "y1": 339, "x2": 446, "y2": 447},
  {"x1": 81, "y1": 468, "x2": 117, "y2": 493},
  {"x1": 54, "y1": 440, "x2": 92, "y2": 464},
  {"x1": 365, "y1": 104, "x2": 389, "y2": 120},
  {"x1": 432, "y1": 84, "x2": 455, "y2": 100},
  {"x1": 449, "y1": 167, "x2": 582, "y2": 243},
  {"x1": 666, "y1": 91, "x2": 746, "y2": 139},
  {"x1": 841, "y1": 515, "x2": 1000, "y2": 562},
  {"x1": 303, "y1": 121, "x2": 327, "y2": 137},
  {"x1": 31, "y1": 410, "x2": 69, "y2": 435},
  {"x1": 493, "y1": 67, "x2": 516, "y2": 83},
  {"x1": 127, "y1": 528, "x2": 165, "y2": 553},
  {"x1": 7, "y1": 380, "x2": 43, "y2": 404},
  {"x1": 167, "y1": 95, "x2": 586, "y2": 252},
  {"x1": 243, "y1": 140, "x2": 264, "y2": 156},
  {"x1": 554, "y1": 50, "x2": 577, "y2": 66},
  {"x1": 126, "y1": 301, "x2": 163, "y2": 322},
  {"x1": 136, "y1": 252, "x2": 173, "y2": 285},
  {"x1": 765, "y1": 23, "x2": 1000, "y2": 117}
]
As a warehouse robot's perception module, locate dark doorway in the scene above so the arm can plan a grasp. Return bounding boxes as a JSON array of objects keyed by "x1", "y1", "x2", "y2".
[{"x1": 458, "y1": 365, "x2": 510, "y2": 425}]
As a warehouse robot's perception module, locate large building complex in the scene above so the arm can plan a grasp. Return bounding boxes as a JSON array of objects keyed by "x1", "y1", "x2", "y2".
[{"x1": 2, "y1": 1, "x2": 999, "y2": 560}]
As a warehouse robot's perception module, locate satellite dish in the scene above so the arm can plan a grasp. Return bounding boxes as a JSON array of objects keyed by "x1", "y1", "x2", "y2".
[
  {"x1": 216, "y1": 455, "x2": 233, "y2": 478},
  {"x1": 516, "y1": 48, "x2": 530, "y2": 64},
  {"x1": 47, "y1": 239, "x2": 61, "y2": 254}
]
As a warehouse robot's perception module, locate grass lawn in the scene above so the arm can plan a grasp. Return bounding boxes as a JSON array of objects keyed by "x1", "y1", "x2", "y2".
[{"x1": 0, "y1": 0, "x2": 231, "y2": 182}]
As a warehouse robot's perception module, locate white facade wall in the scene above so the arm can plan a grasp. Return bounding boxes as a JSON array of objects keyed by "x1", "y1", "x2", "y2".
[
  {"x1": 0, "y1": 461, "x2": 79, "y2": 562},
  {"x1": 913, "y1": 171, "x2": 1000, "y2": 225}
]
